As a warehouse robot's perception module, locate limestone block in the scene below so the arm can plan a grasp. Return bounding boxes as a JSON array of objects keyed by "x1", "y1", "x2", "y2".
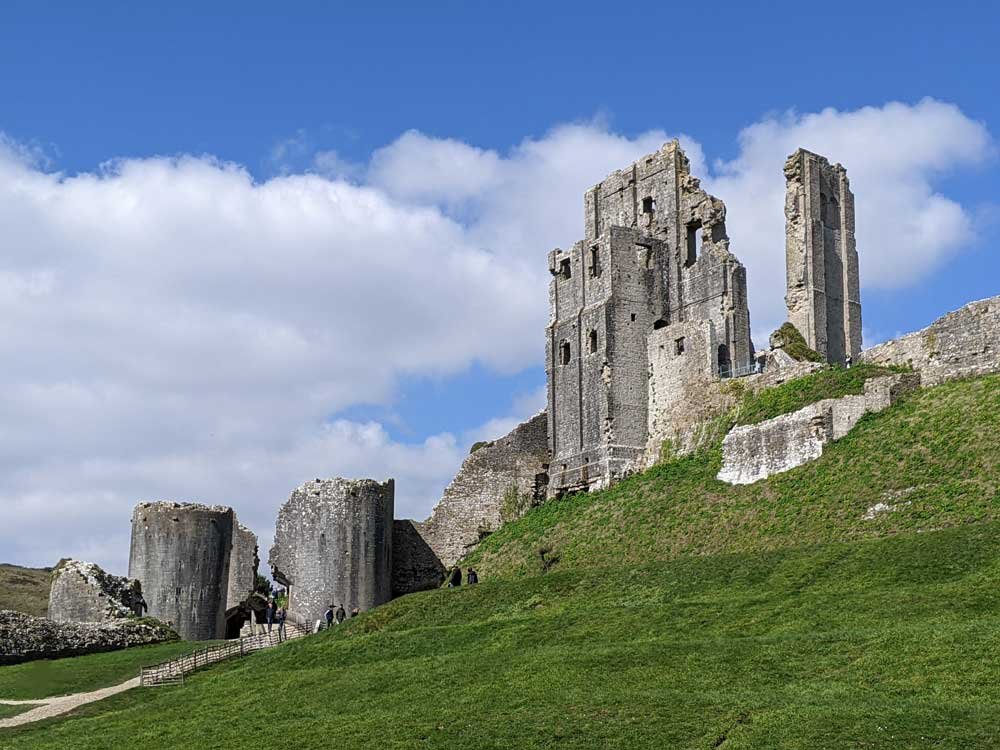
[
  {"x1": 269, "y1": 478, "x2": 393, "y2": 624},
  {"x1": 48, "y1": 560, "x2": 141, "y2": 624}
]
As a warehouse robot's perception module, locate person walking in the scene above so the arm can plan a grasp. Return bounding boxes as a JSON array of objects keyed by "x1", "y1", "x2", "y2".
[
  {"x1": 467, "y1": 568, "x2": 479, "y2": 585},
  {"x1": 277, "y1": 607, "x2": 287, "y2": 642},
  {"x1": 325, "y1": 605, "x2": 335, "y2": 629},
  {"x1": 350, "y1": 607, "x2": 359, "y2": 618},
  {"x1": 448, "y1": 567, "x2": 462, "y2": 588},
  {"x1": 266, "y1": 599, "x2": 275, "y2": 633},
  {"x1": 335, "y1": 604, "x2": 346, "y2": 624}
]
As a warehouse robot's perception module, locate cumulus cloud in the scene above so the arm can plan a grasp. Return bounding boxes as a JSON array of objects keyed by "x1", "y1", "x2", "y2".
[{"x1": 0, "y1": 99, "x2": 991, "y2": 575}]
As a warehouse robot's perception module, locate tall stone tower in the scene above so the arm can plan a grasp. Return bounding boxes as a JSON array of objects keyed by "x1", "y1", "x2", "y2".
[
  {"x1": 784, "y1": 149, "x2": 862, "y2": 364},
  {"x1": 546, "y1": 140, "x2": 753, "y2": 495}
]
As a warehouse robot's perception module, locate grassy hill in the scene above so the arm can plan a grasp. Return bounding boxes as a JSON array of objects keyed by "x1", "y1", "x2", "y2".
[
  {"x1": 0, "y1": 563, "x2": 52, "y2": 617},
  {"x1": 2, "y1": 373, "x2": 999, "y2": 748}
]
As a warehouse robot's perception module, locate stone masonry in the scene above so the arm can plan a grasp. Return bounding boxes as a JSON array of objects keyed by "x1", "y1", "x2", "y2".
[
  {"x1": 547, "y1": 141, "x2": 753, "y2": 495},
  {"x1": 860, "y1": 295, "x2": 1000, "y2": 386},
  {"x1": 717, "y1": 373, "x2": 920, "y2": 484},
  {"x1": 128, "y1": 501, "x2": 236, "y2": 641},
  {"x1": 418, "y1": 412, "x2": 549, "y2": 568},
  {"x1": 48, "y1": 559, "x2": 142, "y2": 624},
  {"x1": 784, "y1": 149, "x2": 862, "y2": 365},
  {"x1": 391, "y1": 520, "x2": 446, "y2": 597},
  {"x1": 269, "y1": 478, "x2": 394, "y2": 624},
  {"x1": 226, "y1": 521, "x2": 259, "y2": 613}
]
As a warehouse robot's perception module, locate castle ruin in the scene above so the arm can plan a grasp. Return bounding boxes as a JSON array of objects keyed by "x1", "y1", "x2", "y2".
[{"x1": 784, "y1": 149, "x2": 863, "y2": 365}]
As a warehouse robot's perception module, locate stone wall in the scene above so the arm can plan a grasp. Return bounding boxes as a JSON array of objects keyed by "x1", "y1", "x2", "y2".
[
  {"x1": 269, "y1": 478, "x2": 393, "y2": 623},
  {"x1": 391, "y1": 520, "x2": 446, "y2": 597},
  {"x1": 784, "y1": 149, "x2": 862, "y2": 365},
  {"x1": 860, "y1": 295, "x2": 1000, "y2": 386},
  {"x1": 420, "y1": 412, "x2": 548, "y2": 567},
  {"x1": 0, "y1": 610, "x2": 176, "y2": 666},
  {"x1": 717, "y1": 373, "x2": 920, "y2": 485},
  {"x1": 226, "y1": 521, "x2": 259, "y2": 612},
  {"x1": 128, "y1": 501, "x2": 235, "y2": 641},
  {"x1": 48, "y1": 560, "x2": 140, "y2": 624}
]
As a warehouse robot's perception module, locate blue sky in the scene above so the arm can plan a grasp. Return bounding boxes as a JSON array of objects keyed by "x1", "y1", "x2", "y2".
[{"x1": 1, "y1": 1, "x2": 997, "y2": 572}]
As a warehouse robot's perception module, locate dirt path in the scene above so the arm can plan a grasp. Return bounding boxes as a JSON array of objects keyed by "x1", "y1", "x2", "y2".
[{"x1": 0, "y1": 676, "x2": 139, "y2": 729}]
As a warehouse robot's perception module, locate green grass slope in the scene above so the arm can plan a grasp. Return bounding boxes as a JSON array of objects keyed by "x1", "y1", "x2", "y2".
[
  {"x1": 4, "y1": 523, "x2": 999, "y2": 748},
  {"x1": 0, "y1": 641, "x2": 219, "y2": 701},
  {"x1": 0, "y1": 564, "x2": 52, "y2": 617},
  {"x1": 468, "y1": 374, "x2": 1000, "y2": 578}
]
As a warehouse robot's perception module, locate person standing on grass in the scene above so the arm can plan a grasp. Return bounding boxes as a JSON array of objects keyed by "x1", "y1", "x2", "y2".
[
  {"x1": 325, "y1": 605, "x2": 335, "y2": 629},
  {"x1": 448, "y1": 567, "x2": 462, "y2": 588},
  {"x1": 277, "y1": 606, "x2": 287, "y2": 642},
  {"x1": 335, "y1": 603, "x2": 346, "y2": 624},
  {"x1": 467, "y1": 568, "x2": 479, "y2": 585}
]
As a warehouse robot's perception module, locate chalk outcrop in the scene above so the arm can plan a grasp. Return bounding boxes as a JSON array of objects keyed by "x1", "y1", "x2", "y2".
[
  {"x1": 0, "y1": 610, "x2": 176, "y2": 666},
  {"x1": 718, "y1": 373, "x2": 920, "y2": 485},
  {"x1": 48, "y1": 560, "x2": 142, "y2": 624},
  {"x1": 270, "y1": 478, "x2": 394, "y2": 624}
]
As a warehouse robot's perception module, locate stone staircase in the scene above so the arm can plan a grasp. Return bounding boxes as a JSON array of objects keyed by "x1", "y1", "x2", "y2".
[{"x1": 140, "y1": 617, "x2": 309, "y2": 687}]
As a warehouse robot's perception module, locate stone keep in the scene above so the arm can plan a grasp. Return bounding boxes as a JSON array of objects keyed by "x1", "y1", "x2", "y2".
[
  {"x1": 48, "y1": 560, "x2": 141, "y2": 624},
  {"x1": 547, "y1": 140, "x2": 753, "y2": 494},
  {"x1": 269, "y1": 478, "x2": 393, "y2": 623},
  {"x1": 128, "y1": 502, "x2": 235, "y2": 641},
  {"x1": 784, "y1": 149, "x2": 862, "y2": 365},
  {"x1": 418, "y1": 412, "x2": 549, "y2": 567}
]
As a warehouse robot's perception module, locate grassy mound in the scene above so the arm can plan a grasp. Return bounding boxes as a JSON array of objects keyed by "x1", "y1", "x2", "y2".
[
  {"x1": 771, "y1": 322, "x2": 824, "y2": 362},
  {"x1": 468, "y1": 373, "x2": 999, "y2": 579},
  {"x1": 3, "y1": 523, "x2": 999, "y2": 748},
  {"x1": 0, "y1": 641, "x2": 221, "y2": 701},
  {"x1": 0, "y1": 564, "x2": 53, "y2": 617}
]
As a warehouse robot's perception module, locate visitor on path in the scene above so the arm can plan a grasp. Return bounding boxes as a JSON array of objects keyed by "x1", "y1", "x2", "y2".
[
  {"x1": 335, "y1": 604, "x2": 346, "y2": 624},
  {"x1": 448, "y1": 567, "x2": 462, "y2": 588},
  {"x1": 325, "y1": 605, "x2": 335, "y2": 628},
  {"x1": 350, "y1": 607, "x2": 359, "y2": 618},
  {"x1": 467, "y1": 568, "x2": 479, "y2": 585},
  {"x1": 266, "y1": 599, "x2": 276, "y2": 633},
  {"x1": 130, "y1": 582, "x2": 148, "y2": 617},
  {"x1": 277, "y1": 607, "x2": 287, "y2": 642}
]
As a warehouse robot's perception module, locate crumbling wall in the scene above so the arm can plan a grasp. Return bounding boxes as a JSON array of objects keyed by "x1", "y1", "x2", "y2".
[
  {"x1": 391, "y1": 520, "x2": 446, "y2": 597},
  {"x1": 784, "y1": 148, "x2": 862, "y2": 365},
  {"x1": 548, "y1": 140, "x2": 753, "y2": 495},
  {"x1": 128, "y1": 501, "x2": 235, "y2": 641},
  {"x1": 860, "y1": 295, "x2": 1000, "y2": 386},
  {"x1": 226, "y1": 521, "x2": 259, "y2": 612},
  {"x1": 717, "y1": 373, "x2": 919, "y2": 484},
  {"x1": 420, "y1": 413, "x2": 548, "y2": 567},
  {"x1": 48, "y1": 560, "x2": 140, "y2": 624},
  {"x1": 269, "y1": 478, "x2": 393, "y2": 623}
]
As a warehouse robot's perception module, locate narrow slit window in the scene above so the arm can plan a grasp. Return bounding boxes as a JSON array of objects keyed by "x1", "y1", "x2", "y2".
[
  {"x1": 630, "y1": 313, "x2": 637, "y2": 322},
  {"x1": 588, "y1": 330, "x2": 598, "y2": 353},
  {"x1": 685, "y1": 220, "x2": 702, "y2": 267},
  {"x1": 588, "y1": 246, "x2": 601, "y2": 277},
  {"x1": 560, "y1": 341, "x2": 571, "y2": 365},
  {"x1": 675, "y1": 337, "x2": 686, "y2": 355}
]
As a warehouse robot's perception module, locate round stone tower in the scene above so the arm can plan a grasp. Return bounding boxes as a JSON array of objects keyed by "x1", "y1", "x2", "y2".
[
  {"x1": 128, "y1": 501, "x2": 235, "y2": 641},
  {"x1": 269, "y1": 478, "x2": 393, "y2": 624}
]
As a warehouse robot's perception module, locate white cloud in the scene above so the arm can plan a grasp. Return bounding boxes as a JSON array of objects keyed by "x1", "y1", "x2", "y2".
[{"x1": 0, "y1": 100, "x2": 991, "y2": 575}]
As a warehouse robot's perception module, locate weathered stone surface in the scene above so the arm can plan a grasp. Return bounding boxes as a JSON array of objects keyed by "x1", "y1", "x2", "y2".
[
  {"x1": 784, "y1": 149, "x2": 862, "y2": 365},
  {"x1": 0, "y1": 610, "x2": 176, "y2": 666},
  {"x1": 128, "y1": 501, "x2": 235, "y2": 641},
  {"x1": 391, "y1": 520, "x2": 446, "y2": 597},
  {"x1": 717, "y1": 374, "x2": 919, "y2": 484},
  {"x1": 548, "y1": 141, "x2": 753, "y2": 495},
  {"x1": 226, "y1": 522, "x2": 259, "y2": 612},
  {"x1": 269, "y1": 478, "x2": 393, "y2": 624},
  {"x1": 860, "y1": 296, "x2": 1000, "y2": 385},
  {"x1": 419, "y1": 412, "x2": 548, "y2": 567},
  {"x1": 48, "y1": 560, "x2": 142, "y2": 624}
]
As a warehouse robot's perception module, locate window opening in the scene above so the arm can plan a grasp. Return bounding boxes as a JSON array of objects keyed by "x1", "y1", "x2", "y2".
[
  {"x1": 559, "y1": 258, "x2": 572, "y2": 279},
  {"x1": 642, "y1": 196, "x2": 655, "y2": 214},
  {"x1": 652, "y1": 319, "x2": 668, "y2": 330},
  {"x1": 588, "y1": 330, "x2": 598, "y2": 353},
  {"x1": 675, "y1": 337, "x2": 686, "y2": 355},
  {"x1": 588, "y1": 246, "x2": 601, "y2": 278},
  {"x1": 560, "y1": 341, "x2": 571, "y2": 365},
  {"x1": 685, "y1": 220, "x2": 702, "y2": 267},
  {"x1": 630, "y1": 313, "x2": 637, "y2": 322}
]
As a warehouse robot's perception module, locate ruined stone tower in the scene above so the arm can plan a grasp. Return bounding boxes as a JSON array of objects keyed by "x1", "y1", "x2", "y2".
[
  {"x1": 128, "y1": 502, "x2": 236, "y2": 641},
  {"x1": 547, "y1": 140, "x2": 753, "y2": 495},
  {"x1": 784, "y1": 149, "x2": 862, "y2": 364},
  {"x1": 269, "y1": 478, "x2": 393, "y2": 624}
]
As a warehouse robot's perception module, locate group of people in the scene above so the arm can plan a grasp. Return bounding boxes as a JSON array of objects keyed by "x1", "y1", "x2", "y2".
[
  {"x1": 448, "y1": 567, "x2": 479, "y2": 587},
  {"x1": 322, "y1": 603, "x2": 358, "y2": 630},
  {"x1": 264, "y1": 598, "x2": 288, "y2": 641}
]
